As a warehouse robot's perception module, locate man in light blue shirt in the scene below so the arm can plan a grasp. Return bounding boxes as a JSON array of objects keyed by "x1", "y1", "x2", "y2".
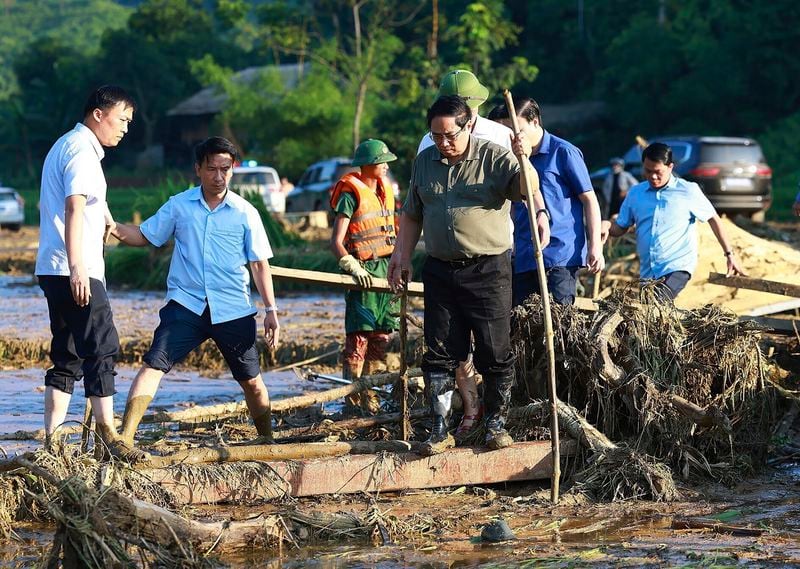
[
  {"x1": 110, "y1": 137, "x2": 281, "y2": 458},
  {"x1": 606, "y1": 142, "x2": 744, "y2": 299}
]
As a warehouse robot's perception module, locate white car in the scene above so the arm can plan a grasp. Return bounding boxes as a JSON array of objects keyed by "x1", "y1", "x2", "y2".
[
  {"x1": 0, "y1": 187, "x2": 24, "y2": 231},
  {"x1": 230, "y1": 164, "x2": 285, "y2": 213}
]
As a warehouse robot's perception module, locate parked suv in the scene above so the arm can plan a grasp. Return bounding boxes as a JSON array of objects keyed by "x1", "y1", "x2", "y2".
[
  {"x1": 286, "y1": 157, "x2": 400, "y2": 212},
  {"x1": 230, "y1": 164, "x2": 285, "y2": 213},
  {"x1": 0, "y1": 186, "x2": 24, "y2": 231},
  {"x1": 591, "y1": 136, "x2": 772, "y2": 221}
]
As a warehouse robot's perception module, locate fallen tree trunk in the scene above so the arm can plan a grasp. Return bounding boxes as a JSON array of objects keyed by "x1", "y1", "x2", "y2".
[
  {"x1": 271, "y1": 369, "x2": 422, "y2": 413},
  {"x1": 139, "y1": 368, "x2": 422, "y2": 425},
  {"x1": 143, "y1": 440, "x2": 418, "y2": 469}
]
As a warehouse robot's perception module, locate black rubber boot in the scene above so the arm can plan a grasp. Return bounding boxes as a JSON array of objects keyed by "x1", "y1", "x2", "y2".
[
  {"x1": 419, "y1": 370, "x2": 456, "y2": 456},
  {"x1": 484, "y1": 371, "x2": 515, "y2": 450}
]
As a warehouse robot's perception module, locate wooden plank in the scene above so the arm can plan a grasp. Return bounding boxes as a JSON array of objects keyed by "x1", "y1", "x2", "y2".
[
  {"x1": 142, "y1": 439, "x2": 577, "y2": 505},
  {"x1": 270, "y1": 265, "x2": 424, "y2": 296},
  {"x1": 270, "y1": 265, "x2": 599, "y2": 311},
  {"x1": 708, "y1": 272, "x2": 800, "y2": 299},
  {"x1": 743, "y1": 298, "x2": 800, "y2": 317}
]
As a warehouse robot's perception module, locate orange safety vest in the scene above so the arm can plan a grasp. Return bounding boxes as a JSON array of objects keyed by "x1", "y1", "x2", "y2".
[{"x1": 330, "y1": 172, "x2": 396, "y2": 261}]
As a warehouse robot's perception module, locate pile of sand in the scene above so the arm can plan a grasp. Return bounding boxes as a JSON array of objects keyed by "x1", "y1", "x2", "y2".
[{"x1": 678, "y1": 217, "x2": 800, "y2": 314}]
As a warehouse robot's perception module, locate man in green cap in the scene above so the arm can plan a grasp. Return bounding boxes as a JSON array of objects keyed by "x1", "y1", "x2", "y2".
[
  {"x1": 416, "y1": 69, "x2": 514, "y2": 439},
  {"x1": 329, "y1": 139, "x2": 400, "y2": 411}
]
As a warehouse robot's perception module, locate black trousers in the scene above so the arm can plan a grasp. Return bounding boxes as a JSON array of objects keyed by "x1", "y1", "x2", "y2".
[
  {"x1": 38, "y1": 276, "x2": 119, "y2": 398},
  {"x1": 421, "y1": 253, "x2": 514, "y2": 377}
]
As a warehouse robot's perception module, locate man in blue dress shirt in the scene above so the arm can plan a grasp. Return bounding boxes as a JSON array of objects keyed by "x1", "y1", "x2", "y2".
[
  {"x1": 606, "y1": 142, "x2": 745, "y2": 299},
  {"x1": 489, "y1": 97, "x2": 604, "y2": 306},
  {"x1": 110, "y1": 137, "x2": 281, "y2": 458}
]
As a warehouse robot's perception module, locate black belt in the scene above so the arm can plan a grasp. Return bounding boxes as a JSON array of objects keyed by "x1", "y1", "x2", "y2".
[{"x1": 435, "y1": 255, "x2": 491, "y2": 267}]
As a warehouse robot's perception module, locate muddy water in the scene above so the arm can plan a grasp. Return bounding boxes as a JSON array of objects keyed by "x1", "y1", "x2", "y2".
[
  {"x1": 0, "y1": 274, "x2": 347, "y2": 343},
  {"x1": 0, "y1": 366, "x2": 328, "y2": 455}
]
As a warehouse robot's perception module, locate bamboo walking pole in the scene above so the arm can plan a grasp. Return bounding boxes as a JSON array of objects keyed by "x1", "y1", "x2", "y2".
[
  {"x1": 503, "y1": 90, "x2": 561, "y2": 503},
  {"x1": 399, "y1": 275, "x2": 411, "y2": 440}
]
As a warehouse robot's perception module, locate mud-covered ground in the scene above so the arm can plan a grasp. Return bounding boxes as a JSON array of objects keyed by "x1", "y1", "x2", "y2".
[
  {"x1": 4, "y1": 470, "x2": 800, "y2": 568},
  {"x1": 3, "y1": 226, "x2": 800, "y2": 567}
]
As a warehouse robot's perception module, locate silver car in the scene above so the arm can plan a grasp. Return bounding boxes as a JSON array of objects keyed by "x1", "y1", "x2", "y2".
[{"x1": 0, "y1": 187, "x2": 24, "y2": 231}]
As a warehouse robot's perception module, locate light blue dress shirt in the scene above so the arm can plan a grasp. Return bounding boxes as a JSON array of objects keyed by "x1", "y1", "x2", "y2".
[
  {"x1": 616, "y1": 175, "x2": 716, "y2": 279},
  {"x1": 140, "y1": 186, "x2": 273, "y2": 324}
]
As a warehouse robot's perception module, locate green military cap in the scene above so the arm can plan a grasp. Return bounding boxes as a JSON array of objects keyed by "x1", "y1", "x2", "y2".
[
  {"x1": 437, "y1": 69, "x2": 490, "y2": 109},
  {"x1": 351, "y1": 138, "x2": 397, "y2": 166}
]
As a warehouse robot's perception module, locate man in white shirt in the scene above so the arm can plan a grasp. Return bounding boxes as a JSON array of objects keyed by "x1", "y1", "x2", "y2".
[{"x1": 35, "y1": 85, "x2": 139, "y2": 459}]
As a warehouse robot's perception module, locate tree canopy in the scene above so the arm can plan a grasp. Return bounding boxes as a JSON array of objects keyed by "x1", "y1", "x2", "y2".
[{"x1": 1, "y1": 0, "x2": 800, "y2": 193}]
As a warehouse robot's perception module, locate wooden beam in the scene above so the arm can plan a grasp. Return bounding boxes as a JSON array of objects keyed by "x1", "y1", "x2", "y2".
[
  {"x1": 708, "y1": 272, "x2": 800, "y2": 299},
  {"x1": 270, "y1": 265, "x2": 424, "y2": 296},
  {"x1": 743, "y1": 299, "x2": 800, "y2": 317},
  {"x1": 142, "y1": 440, "x2": 577, "y2": 505}
]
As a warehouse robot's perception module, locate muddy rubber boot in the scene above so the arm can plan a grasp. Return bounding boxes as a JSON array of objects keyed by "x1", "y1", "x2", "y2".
[
  {"x1": 251, "y1": 408, "x2": 274, "y2": 444},
  {"x1": 484, "y1": 371, "x2": 515, "y2": 450},
  {"x1": 344, "y1": 360, "x2": 374, "y2": 415},
  {"x1": 44, "y1": 425, "x2": 67, "y2": 456},
  {"x1": 419, "y1": 371, "x2": 456, "y2": 456},
  {"x1": 358, "y1": 359, "x2": 383, "y2": 414},
  {"x1": 95, "y1": 421, "x2": 151, "y2": 464},
  {"x1": 120, "y1": 395, "x2": 153, "y2": 446}
]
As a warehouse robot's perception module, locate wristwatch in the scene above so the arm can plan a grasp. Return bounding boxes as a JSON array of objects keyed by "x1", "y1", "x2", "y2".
[{"x1": 535, "y1": 208, "x2": 551, "y2": 222}]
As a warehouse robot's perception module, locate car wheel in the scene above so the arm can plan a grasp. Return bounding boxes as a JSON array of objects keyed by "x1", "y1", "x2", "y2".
[
  {"x1": 3, "y1": 224, "x2": 21, "y2": 232},
  {"x1": 750, "y1": 210, "x2": 766, "y2": 224}
]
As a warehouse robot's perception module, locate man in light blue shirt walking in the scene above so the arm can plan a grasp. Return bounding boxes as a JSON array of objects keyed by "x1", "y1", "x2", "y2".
[
  {"x1": 606, "y1": 142, "x2": 744, "y2": 299},
  {"x1": 110, "y1": 137, "x2": 280, "y2": 458}
]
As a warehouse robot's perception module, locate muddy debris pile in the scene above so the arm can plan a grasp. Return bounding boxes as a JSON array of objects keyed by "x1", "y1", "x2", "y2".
[{"x1": 512, "y1": 284, "x2": 781, "y2": 500}]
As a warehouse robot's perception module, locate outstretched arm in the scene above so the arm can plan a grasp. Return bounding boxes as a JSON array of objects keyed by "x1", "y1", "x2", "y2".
[
  {"x1": 111, "y1": 222, "x2": 151, "y2": 247},
  {"x1": 708, "y1": 215, "x2": 745, "y2": 276}
]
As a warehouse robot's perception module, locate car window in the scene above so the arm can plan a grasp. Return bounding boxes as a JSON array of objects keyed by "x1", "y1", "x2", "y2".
[
  {"x1": 264, "y1": 171, "x2": 279, "y2": 186},
  {"x1": 661, "y1": 141, "x2": 692, "y2": 164},
  {"x1": 699, "y1": 143, "x2": 764, "y2": 164},
  {"x1": 334, "y1": 164, "x2": 358, "y2": 180},
  {"x1": 622, "y1": 145, "x2": 642, "y2": 164},
  {"x1": 0, "y1": 192, "x2": 15, "y2": 203},
  {"x1": 232, "y1": 172, "x2": 268, "y2": 185}
]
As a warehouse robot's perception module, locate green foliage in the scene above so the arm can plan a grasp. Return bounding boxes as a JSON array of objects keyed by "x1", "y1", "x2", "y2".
[
  {"x1": 0, "y1": 0, "x2": 130, "y2": 102},
  {"x1": 446, "y1": 0, "x2": 538, "y2": 92},
  {"x1": 243, "y1": 193, "x2": 304, "y2": 249}
]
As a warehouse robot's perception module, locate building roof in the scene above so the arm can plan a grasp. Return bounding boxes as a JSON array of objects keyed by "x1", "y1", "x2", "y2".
[{"x1": 168, "y1": 63, "x2": 308, "y2": 117}]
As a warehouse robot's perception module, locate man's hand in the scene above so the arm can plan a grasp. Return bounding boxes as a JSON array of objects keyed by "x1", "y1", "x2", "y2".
[
  {"x1": 104, "y1": 207, "x2": 116, "y2": 244},
  {"x1": 69, "y1": 264, "x2": 91, "y2": 307},
  {"x1": 726, "y1": 253, "x2": 746, "y2": 277},
  {"x1": 600, "y1": 220, "x2": 612, "y2": 244},
  {"x1": 263, "y1": 311, "x2": 280, "y2": 350},
  {"x1": 511, "y1": 130, "x2": 532, "y2": 157},
  {"x1": 536, "y1": 212, "x2": 550, "y2": 250},
  {"x1": 793, "y1": 200, "x2": 800, "y2": 217},
  {"x1": 586, "y1": 242, "x2": 605, "y2": 274},
  {"x1": 339, "y1": 254, "x2": 372, "y2": 288},
  {"x1": 387, "y1": 252, "x2": 412, "y2": 292}
]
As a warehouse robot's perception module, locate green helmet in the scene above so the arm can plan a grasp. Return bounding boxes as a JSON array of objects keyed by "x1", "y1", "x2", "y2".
[
  {"x1": 436, "y1": 69, "x2": 489, "y2": 109},
  {"x1": 352, "y1": 138, "x2": 397, "y2": 167}
]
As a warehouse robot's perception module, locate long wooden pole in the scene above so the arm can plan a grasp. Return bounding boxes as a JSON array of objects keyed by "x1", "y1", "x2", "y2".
[
  {"x1": 503, "y1": 90, "x2": 561, "y2": 503},
  {"x1": 399, "y1": 277, "x2": 411, "y2": 440},
  {"x1": 270, "y1": 265, "x2": 424, "y2": 296}
]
